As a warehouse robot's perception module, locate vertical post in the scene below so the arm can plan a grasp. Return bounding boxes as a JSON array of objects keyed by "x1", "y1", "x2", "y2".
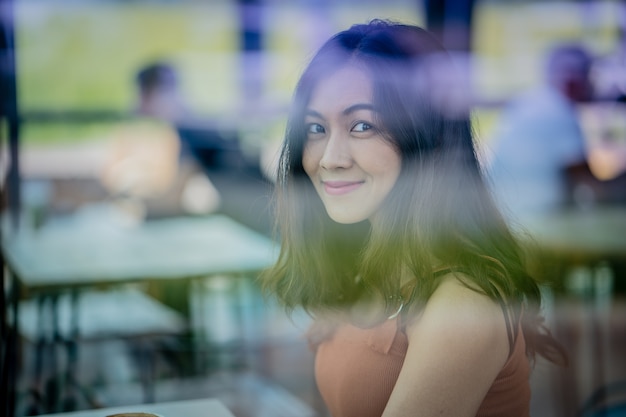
[
  {"x1": 423, "y1": 0, "x2": 476, "y2": 53},
  {"x1": 0, "y1": 0, "x2": 20, "y2": 230},
  {"x1": 422, "y1": 0, "x2": 477, "y2": 113},
  {"x1": 0, "y1": 2, "x2": 20, "y2": 415},
  {"x1": 237, "y1": 0, "x2": 264, "y2": 104}
]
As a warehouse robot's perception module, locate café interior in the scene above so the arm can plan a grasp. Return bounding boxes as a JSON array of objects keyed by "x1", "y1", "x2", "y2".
[{"x1": 1, "y1": 0, "x2": 626, "y2": 416}]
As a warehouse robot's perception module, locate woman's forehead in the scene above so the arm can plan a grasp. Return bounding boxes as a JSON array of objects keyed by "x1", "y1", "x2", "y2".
[{"x1": 307, "y1": 65, "x2": 374, "y2": 112}]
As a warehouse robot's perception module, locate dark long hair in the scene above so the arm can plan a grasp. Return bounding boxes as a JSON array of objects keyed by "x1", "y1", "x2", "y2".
[{"x1": 261, "y1": 20, "x2": 566, "y2": 364}]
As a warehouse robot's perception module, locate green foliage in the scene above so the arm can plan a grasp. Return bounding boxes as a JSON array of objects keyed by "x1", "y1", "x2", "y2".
[
  {"x1": 14, "y1": 0, "x2": 622, "y2": 145},
  {"x1": 16, "y1": 1, "x2": 240, "y2": 143}
]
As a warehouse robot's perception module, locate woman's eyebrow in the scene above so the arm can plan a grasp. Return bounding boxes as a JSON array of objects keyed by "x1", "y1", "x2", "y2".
[
  {"x1": 343, "y1": 103, "x2": 375, "y2": 115},
  {"x1": 305, "y1": 103, "x2": 376, "y2": 119},
  {"x1": 304, "y1": 109, "x2": 324, "y2": 119}
]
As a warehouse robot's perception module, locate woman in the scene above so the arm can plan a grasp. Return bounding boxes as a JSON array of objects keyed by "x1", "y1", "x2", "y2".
[{"x1": 261, "y1": 20, "x2": 566, "y2": 417}]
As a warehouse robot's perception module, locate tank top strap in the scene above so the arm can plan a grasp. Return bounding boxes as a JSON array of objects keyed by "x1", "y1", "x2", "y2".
[{"x1": 432, "y1": 267, "x2": 457, "y2": 279}]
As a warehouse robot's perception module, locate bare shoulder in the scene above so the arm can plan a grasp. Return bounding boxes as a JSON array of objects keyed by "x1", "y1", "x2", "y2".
[
  {"x1": 382, "y1": 274, "x2": 514, "y2": 416},
  {"x1": 404, "y1": 273, "x2": 509, "y2": 367}
]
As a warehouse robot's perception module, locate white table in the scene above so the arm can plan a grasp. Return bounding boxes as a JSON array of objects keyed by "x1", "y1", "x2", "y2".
[
  {"x1": 517, "y1": 205, "x2": 626, "y2": 297},
  {"x1": 1, "y1": 213, "x2": 277, "y2": 291},
  {"x1": 35, "y1": 398, "x2": 235, "y2": 417},
  {"x1": 1, "y1": 213, "x2": 277, "y2": 417},
  {"x1": 520, "y1": 206, "x2": 626, "y2": 262}
]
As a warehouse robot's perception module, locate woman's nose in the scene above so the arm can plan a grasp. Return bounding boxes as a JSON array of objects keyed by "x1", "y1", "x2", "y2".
[{"x1": 320, "y1": 134, "x2": 352, "y2": 170}]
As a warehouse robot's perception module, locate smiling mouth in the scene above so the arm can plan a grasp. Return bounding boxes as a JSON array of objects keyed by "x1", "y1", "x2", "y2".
[{"x1": 323, "y1": 180, "x2": 364, "y2": 196}]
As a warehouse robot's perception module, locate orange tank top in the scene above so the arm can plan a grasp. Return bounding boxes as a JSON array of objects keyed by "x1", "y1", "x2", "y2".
[{"x1": 314, "y1": 316, "x2": 530, "y2": 417}]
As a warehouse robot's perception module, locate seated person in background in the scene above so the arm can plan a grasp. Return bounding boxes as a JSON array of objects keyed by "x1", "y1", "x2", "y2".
[
  {"x1": 100, "y1": 61, "x2": 220, "y2": 219},
  {"x1": 134, "y1": 62, "x2": 245, "y2": 172},
  {"x1": 134, "y1": 61, "x2": 190, "y2": 122},
  {"x1": 487, "y1": 44, "x2": 593, "y2": 221},
  {"x1": 106, "y1": 61, "x2": 274, "y2": 234}
]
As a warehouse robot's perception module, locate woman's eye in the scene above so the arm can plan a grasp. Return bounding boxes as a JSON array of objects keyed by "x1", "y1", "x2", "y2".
[
  {"x1": 306, "y1": 123, "x2": 325, "y2": 135},
  {"x1": 352, "y1": 122, "x2": 373, "y2": 133}
]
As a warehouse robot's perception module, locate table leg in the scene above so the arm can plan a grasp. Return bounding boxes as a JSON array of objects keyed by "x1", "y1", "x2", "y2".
[
  {"x1": 60, "y1": 289, "x2": 80, "y2": 412},
  {"x1": 137, "y1": 337, "x2": 156, "y2": 404},
  {"x1": 30, "y1": 292, "x2": 75, "y2": 413},
  {"x1": 1, "y1": 250, "x2": 6, "y2": 365},
  {"x1": 46, "y1": 294, "x2": 61, "y2": 412},
  {"x1": 1, "y1": 266, "x2": 20, "y2": 417},
  {"x1": 1, "y1": 250, "x2": 8, "y2": 417}
]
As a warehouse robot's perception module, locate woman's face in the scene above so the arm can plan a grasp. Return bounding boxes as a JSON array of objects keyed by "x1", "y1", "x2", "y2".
[{"x1": 302, "y1": 65, "x2": 402, "y2": 224}]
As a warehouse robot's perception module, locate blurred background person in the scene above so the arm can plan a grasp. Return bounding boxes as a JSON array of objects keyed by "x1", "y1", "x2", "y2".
[
  {"x1": 109, "y1": 60, "x2": 273, "y2": 235},
  {"x1": 135, "y1": 61, "x2": 190, "y2": 122},
  {"x1": 140, "y1": 59, "x2": 250, "y2": 177},
  {"x1": 486, "y1": 43, "x2": 594, "y2": 224},
  {"x1": 101, "y1": 61, "x2": 221, "y2": 220}
]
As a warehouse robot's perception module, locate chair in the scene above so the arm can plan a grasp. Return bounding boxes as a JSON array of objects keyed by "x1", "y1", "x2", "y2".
[
  {"x1": 578, "y1": 380, "x2": 626, "y2": 417},
  {"x1": 16, "y1": 286, "x2": 187, "y2": 415}
]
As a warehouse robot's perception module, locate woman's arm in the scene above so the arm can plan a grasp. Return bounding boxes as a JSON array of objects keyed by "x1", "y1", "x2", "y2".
[{"x1": 382, "y1": 275, "x2": 510, "y2": 417}]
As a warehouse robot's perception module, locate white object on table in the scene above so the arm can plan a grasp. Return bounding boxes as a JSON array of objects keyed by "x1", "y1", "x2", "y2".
[{"x1": 34, "y1": 398, "x2": 235, "y2": 417}]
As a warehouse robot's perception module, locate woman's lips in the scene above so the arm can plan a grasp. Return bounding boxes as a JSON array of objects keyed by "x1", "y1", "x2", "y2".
[{"x1": 323, "y1": 180, "x2": 364, "y2": 196}]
